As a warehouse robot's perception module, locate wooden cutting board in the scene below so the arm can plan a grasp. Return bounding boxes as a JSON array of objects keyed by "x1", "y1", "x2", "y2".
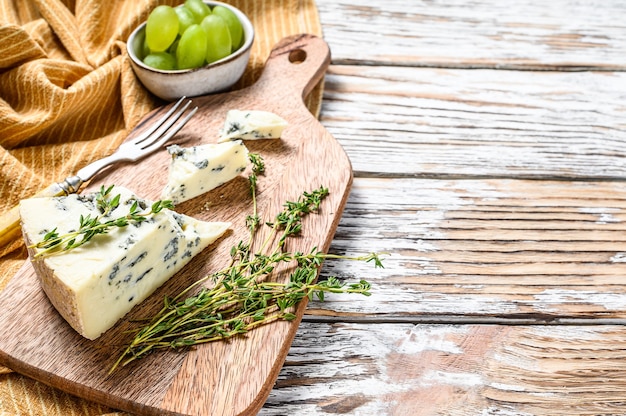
[{"x1": 0, "y1": 34, "x2": 353, "y2": 416}]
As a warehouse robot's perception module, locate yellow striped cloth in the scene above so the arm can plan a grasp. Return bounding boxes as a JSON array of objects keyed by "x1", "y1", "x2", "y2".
[{"x1": 0, "y1": 0, "x2": 322, "y2": 414}]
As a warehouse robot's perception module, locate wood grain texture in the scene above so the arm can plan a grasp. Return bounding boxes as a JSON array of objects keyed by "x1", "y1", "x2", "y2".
[
  {"x1": 320, "y1": 65, "x2": 626, "y2": 179},
  {"x1": 316, "y1": 0, "x2": 626, "y2": 70},
  {"x1": 262, "y1": 323, "x2": 626, "y2": 416},
  {"x1": 305, "y1": 177, "x2": 626, "y2": 319},
  {"x1": 258, "y1": 1, "x2": 626, "y2": 415},
  {"x1": 0, "y1": 34, "x2": 352, "y2": 416}
]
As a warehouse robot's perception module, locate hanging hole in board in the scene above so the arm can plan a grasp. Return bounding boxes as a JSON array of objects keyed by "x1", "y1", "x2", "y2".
[{"x1": 289, "y1": 49, "x2": 307, "y2": 64}]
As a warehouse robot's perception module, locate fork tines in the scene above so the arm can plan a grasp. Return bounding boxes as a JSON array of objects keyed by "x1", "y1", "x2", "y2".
[{"x1": 132, "y1": 96, "x2": 198, "y2": 151}]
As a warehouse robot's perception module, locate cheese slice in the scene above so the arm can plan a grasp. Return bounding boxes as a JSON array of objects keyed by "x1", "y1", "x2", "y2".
[
  {"x1": 161, "y1": 140, "x2": 248, "y2": 205},
  {"x1": 217, "y1": 110, "x2": 288, "y2": 142},
  {"x1": 20, "y1": 186, "x2": 230, "y2": 340}
]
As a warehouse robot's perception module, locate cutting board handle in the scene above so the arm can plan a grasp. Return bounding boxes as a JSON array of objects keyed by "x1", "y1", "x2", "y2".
[{"x1": 253, "y1": 34, "x2": 331, "y2": 101}]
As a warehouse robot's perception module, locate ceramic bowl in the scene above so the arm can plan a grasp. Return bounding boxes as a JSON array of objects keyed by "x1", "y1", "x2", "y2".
[{"x1": 127, "y1": 1, "x2": 254, "y2": 101}]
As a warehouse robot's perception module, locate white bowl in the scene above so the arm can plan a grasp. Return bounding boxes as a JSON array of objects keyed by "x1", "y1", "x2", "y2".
[{"x1": 127, "y1": 1, "x2": 254, "y2": 101}]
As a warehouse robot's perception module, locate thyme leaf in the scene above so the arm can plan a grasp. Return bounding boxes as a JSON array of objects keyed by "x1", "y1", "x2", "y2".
[{"x1": 30, "y1": 185, "x2": 174, "y2": 259}]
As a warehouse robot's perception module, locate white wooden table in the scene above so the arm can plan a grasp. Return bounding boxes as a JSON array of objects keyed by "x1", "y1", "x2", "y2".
[{"x1": 261, "y1": 1, "x2": 626, "y2": 414}]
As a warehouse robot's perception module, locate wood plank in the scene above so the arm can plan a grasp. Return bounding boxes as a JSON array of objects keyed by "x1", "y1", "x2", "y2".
[
  {"x1": 303, "y1": 177, "x2": 626, "y2": 319},
  {"x1": 261, "y1": 322, "x2": 626, "y2": 415},
  {"x1": 317, "y1": 0, "x2": 626, "y2": 70},
  {"x1": 259, "y1": 1, "x2": 626, "y2": 414},
  {"x1": 320, "y1": 65, "x2": 626, "y2": 179}
]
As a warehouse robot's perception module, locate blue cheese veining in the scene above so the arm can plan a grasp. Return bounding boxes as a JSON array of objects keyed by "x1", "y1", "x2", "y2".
[
  {"x1": 217, "y1": 110, "x2": 288, "y2": 142},
  {"x1": 161, "y1": 140, "x2": 249, "y2": 205},
  {"x1": 19, "y1": 186, "x2": 231, "y2": 340}
]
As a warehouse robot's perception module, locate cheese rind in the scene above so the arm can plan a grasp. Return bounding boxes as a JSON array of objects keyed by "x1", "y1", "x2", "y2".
[
  {"x1": 161, "y1": 140, "x2": 249, "y2": 205},
  {"x1": 217, "y1": 110, "x2": 288, "y2": 142},
  {"x1": 20, "y1": 186, "x2": 230, "y2": 340}
]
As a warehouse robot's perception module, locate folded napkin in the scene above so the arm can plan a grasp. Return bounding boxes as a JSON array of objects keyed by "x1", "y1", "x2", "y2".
[{"x1": 0, "y1": 0, "x2": 322, "y2": 414}]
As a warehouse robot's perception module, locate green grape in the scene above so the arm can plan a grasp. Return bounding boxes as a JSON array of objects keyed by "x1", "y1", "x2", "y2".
[
  {"x1": 140, "y1": 36, "x2": 150, "y2": 60},
  {"x1": 146, "y1": 5, "x2": 179, "y2": 52},
  {"x1": 143, "y1": 52, "x2": 177, "y2": 70},
  {"x1": 176, "y1": 24, "x2": 207, "y2": 69},
  {"x1": 168, "y1": 37, "x2": 180, "y2": 56},
  {"x1": 201, "y1": 14, "x2": 231, "y2": 63},
  {"x1": 184, "y1": 0, "x2": 210, "y2": 23},
  {"x1": 212, "y1": 5, "x2": 243, "y2": 50},
  {"x1": 174, "y1": 6, "x2": 196, "y2": 36}
]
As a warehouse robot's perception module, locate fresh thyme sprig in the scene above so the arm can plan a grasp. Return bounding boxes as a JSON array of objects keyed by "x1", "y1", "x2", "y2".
[
  {"x1": 110, "y1": 153, "x2": 384, "y2": 373},
  {"x1": 110, "y1": 250, "x2": 379, "y2": 372},
  {"x1": 267, "y1": 186, "x2": 329, "y2": 249},
  {"x1": 30, "y1": 185, "x2": 174, "y2": 259},
  {"x1": 245, "y1": 153, "x2": 264, "y2": 235}
]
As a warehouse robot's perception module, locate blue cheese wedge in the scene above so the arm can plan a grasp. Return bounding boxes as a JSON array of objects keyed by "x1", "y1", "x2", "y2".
[
  {"x1": 161, "y1": 140, "x2": 249, "y2": 205},
  {"x1": 217, "y1": 110, "x2": 288, "y2": 142},
  {"x1": 19, "y1": 186, "x2": 230, "y2": 340}
]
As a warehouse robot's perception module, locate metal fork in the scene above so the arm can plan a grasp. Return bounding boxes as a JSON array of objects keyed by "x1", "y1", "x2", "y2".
[
  {"x1": 0, "y1": 96, "x2": 198, "y2": 248},
  {"x1": 59, "y1": 96, "x2": 198, "y2": 194}
]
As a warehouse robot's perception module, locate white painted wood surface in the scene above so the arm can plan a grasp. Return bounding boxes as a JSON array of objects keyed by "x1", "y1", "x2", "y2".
[
  {"x1": 316, "y1": 0, "x2": 626, "y2": 70},
  {"x1": 263, "y1": 323, "x2": 626, "y2": 416},
  {"x1": 321, "y1": 66, "x2": 626, "y2": 179},
  {"x1": 309, "y1": 177, "x2": 626, "y2": 318},
  {"x1": 261, "y1": 0, "x2": 626, "y2": 414}
]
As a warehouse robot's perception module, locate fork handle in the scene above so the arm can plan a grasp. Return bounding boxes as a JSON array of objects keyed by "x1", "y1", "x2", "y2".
[{"x1": 0, "y1": 182, "x2": 75, "y2": 252}]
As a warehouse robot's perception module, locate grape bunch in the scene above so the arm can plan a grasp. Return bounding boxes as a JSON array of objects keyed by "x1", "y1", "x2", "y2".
[{"x1": 141, "y1": 0, "x2": 244, "y2": 71}]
